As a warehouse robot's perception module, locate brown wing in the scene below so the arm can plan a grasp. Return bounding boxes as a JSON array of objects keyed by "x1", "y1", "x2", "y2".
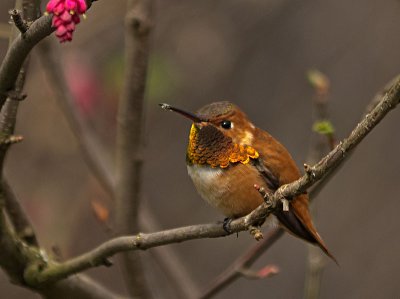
[{"x1": 253, "y1": 128, "x2": 336, "y2": 262}]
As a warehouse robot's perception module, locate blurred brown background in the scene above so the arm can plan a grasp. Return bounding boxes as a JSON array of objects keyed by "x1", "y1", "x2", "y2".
[{"x1": 1, "y1": 0, "x2": 400, "y2": 298}]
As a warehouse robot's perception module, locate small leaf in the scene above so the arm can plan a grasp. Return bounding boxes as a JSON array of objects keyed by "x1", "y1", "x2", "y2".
[{"x1": 312, "y1": 120, "x2": 335, "y2": 135}]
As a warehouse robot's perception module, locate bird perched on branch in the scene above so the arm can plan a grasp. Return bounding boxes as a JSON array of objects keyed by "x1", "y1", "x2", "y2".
[{"x1": 160, "y1": 101, "x2": 335, "y2": 262}]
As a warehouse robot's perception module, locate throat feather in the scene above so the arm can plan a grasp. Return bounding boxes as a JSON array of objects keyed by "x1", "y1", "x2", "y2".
[{"x1": 186, "y1": 124, "x2": 259, "y2": 168}]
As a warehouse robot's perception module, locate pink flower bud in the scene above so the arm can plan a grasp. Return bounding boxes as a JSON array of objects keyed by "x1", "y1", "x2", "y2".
[
  {"x1": 46, "y1": 0, "x2": 87, "y2": 42},
  {"x1": 65, "y1": 0, "x2": 77, "y2": 10},
  {"x1": 46, "y1": 0, "x2": 62, "y2": 13}
]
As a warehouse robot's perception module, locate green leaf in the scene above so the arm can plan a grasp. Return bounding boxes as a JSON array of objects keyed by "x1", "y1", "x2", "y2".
[{"x1": 312, "y1": 120, "x2": 335, "y2": 135}]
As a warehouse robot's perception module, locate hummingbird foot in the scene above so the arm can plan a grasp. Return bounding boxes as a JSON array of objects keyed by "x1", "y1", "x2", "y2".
[{"x1": 222, "y1": 217, "x2": 233, "y2": 234}]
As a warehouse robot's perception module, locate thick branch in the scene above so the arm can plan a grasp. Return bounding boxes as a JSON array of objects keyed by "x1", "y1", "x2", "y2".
[
  {"x1": 115, "y1": 0, "x2": 153, "y2": 297},
  {"x1": 0, "y1": 2, "x2": 126, "y2": 298},
  {"x1": 0, "y1": 0, "x2": 39, "y2": 272},
  {"x1": 0, "y1": 203, "x2": 31, "y2": 284},
  {"x1": 23, "y1": 75, "x2": 400, "y2": 287},
  {"x1": 2, "y1": 179, "x2": 38, "y2": 245},
  {"x1": 0, "y1": 15, "x2": 52, "y2": 109}
]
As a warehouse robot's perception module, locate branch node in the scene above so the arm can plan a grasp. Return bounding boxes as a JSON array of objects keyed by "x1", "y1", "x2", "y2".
[
  {"x1": 254, "y1": 184, "x2": 267, "y2": 199},
  {"x1": 19, "y1": 227, "x2": 36, "y2": 244},
  {"x1": 8, "y1": 9, "x2": 29, "y2": 34},
  {"x1": 126, "y1": 12, "x2": 152, "y2": 36},
  {"x1": 6, "y1": 90, "x2": 27, "y2": 101},
  {"x1": 248, "y1": 225, "x2": 263, "y2": 241},
  {"x1": 304, "y1": 163, "x2": 314, "y2": 177},
  {"x1": 134, "y1": 233, "x2": 143, "y2": 248},
  {"x1": 2, "y1": 135, "x2": 24, "y2": 145},
  {"x1": 102, "y1": 258, "x2": 113, "y2": 267}
]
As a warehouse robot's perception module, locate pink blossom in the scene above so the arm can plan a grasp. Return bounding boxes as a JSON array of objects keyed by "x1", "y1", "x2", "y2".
[{"x1": 46, "y1": 0, "x2": 87, "y2": 43}]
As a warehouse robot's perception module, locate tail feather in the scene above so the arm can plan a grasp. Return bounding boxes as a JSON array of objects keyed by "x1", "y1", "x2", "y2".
[{"x1": 275, "y1": 200, "x2": 338, "y2": 264}]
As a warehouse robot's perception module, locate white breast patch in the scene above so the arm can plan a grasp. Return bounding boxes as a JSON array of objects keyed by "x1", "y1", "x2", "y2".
[{"x1": 187, "y1": 165, "x2": 227, "y2": 210}]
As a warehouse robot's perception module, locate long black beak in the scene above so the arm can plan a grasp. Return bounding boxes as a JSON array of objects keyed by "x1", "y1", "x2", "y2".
[{"x1": 159, "y1": 103, "x2": 207, "y2": 123}]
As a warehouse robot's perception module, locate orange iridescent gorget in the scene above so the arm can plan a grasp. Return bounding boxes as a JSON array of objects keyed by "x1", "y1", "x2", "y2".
[{"x1": 186, "y1": 124, "x2": 259, "y2": 168}]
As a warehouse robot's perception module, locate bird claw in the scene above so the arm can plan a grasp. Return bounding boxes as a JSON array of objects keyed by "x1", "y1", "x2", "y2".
[{"x1": 222, "y1": 217, "x2": 233, "y2": 234}]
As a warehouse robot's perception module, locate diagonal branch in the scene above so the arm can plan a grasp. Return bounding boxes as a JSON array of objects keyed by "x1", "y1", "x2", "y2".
[
  {"x1": 197, "y1": 74, "x2": 400, "y2": 299},
  {"x1": 197, "y1": 228, "x2": 284, "y2": 299},
  {"x1": 36, "y1": 39, "x2": 115, "y2": 195},
  {"x1": 23, "y1": 77, "x2": 400, "y2": 287}
]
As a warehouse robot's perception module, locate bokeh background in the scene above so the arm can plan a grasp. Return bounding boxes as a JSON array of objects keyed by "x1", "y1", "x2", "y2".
[{"x1": 1, "y1": 0, "x2": 400, "y2": 298}]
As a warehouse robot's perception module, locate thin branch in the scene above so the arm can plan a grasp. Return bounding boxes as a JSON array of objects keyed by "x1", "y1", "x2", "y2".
[
  {"x1": 36, "y1": 39, "x2": 115, "y2": 195},
  {"x1": 115, "y1": 0, "x2": 154, "y2": 297},
  {"x1": 140, "y1": 205, "x2": 200, "y2": 299},
  {"x1": 37, "y1": 29, "x2": 198, "y2": 299},
  {"x1": 197, "y1": 228, "x2": 284, "y2": 299},
  {"x1": 304, "y1": 69, "x2": 333, "y2": 299},
  {"x1": 9, "y1": 9, "x2": 29, "y2": 34},
  {"x1": 0, "y1": 198, "x2": 31, "y2": 284},
  {"x1": 22, "y1": 74, "x2": 400, "y2": 287}
]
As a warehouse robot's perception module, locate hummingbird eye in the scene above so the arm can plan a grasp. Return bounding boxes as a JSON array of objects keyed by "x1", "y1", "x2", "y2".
[{"x1": 221, "y1": 120, "x2": 232, "y2": 129}]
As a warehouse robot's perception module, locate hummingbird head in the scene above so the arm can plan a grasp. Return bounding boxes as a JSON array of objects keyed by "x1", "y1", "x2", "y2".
[{"x1": 160, "y1": 101, "x2": 259, "y2": 168}]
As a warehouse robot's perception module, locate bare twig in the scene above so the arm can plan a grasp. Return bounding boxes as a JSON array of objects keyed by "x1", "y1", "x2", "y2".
[
  {"x1": 115, "y1": 0, "x2": 154, "y2": 297},
  {"x1": 9, "y1": 9, "x2": 29, "y2": 34},
  {"x1": 304, "y1": 69, "x2": 333, "y2": 299},
  {"x1": 140, "y1": 205, "x2": 200, "y2": 299},
  {"x1": 198, "y1": 228, "x2": 284, "y2": 299},
  {"x1": 22, "y1": 76, "x2": 400, "y2": 287}
]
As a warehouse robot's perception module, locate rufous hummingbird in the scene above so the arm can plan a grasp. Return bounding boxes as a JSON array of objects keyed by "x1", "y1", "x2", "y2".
[{"x1": 160, "y1": 101, "x2": 335, "y2": 261}]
